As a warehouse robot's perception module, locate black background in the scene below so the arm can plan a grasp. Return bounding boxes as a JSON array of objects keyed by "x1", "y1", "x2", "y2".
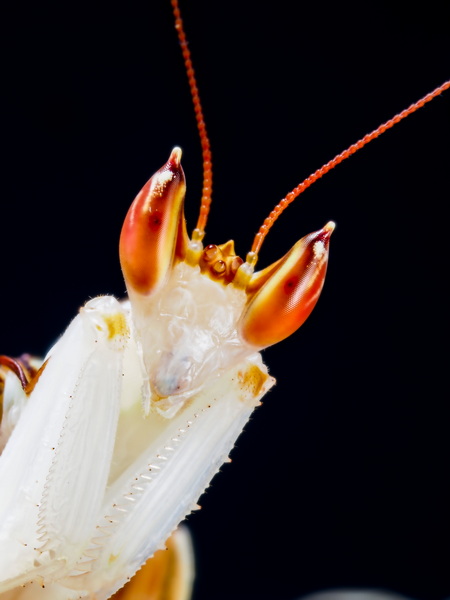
[{"x1": 1, "y1": 1, "x2": 449, "y2": 599}]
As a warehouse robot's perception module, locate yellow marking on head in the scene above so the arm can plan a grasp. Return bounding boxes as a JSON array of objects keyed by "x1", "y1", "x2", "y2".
[
  {"x1": 103, "y1": 313, "x2": 129, "y2": 340},
  {"x1": 238, "y1": 365, "x2": 269, "y2": 399}
]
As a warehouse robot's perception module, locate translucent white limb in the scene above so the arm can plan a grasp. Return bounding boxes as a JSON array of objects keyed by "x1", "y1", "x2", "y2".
[
  {"x1": 0, "y1": 527, "x2": 195, "y2": 600},
  {"x1": 0, "y1": 296, "x2": 128, "y2": 593},
  {"x1": 71, "y1": 353, "x2": 274, "y2": 598},
  {"x1": 0, "y1": 289, "x2": 274, "y2": 599}
]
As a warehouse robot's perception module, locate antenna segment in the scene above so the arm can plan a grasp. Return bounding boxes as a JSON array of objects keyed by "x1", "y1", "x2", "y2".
[
  {"x1": 171, "y1": 0, "x2": 449, "y2": 261},
  {"x1": 171, "y1": 0, "x2": 213, "y2": 237},
  {"x1": 251, "y1": 80, "x2": 450, "y2": 255}
]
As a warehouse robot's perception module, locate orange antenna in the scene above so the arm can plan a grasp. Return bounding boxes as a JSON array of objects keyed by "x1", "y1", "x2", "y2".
[
  {"x1": 251, "y1": 79, "x2": 450, "y2": 256},
  {"x1": 171, "y1": 0, "x2": 212, "y2": 237}
]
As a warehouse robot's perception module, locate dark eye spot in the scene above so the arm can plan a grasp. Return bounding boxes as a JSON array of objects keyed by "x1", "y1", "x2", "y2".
[
  {"x1": 148, "y1": 210, "x2": 162, "y2": 231},
  {"x1": 284, "y1": 275, "x2": 300, "y2": 295}
]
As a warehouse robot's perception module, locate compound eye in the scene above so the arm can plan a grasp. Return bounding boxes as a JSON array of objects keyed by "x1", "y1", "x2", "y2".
[
  {"x1": 240, "y1": 222, "x2": 334, "y2": 348},
  {"x1": 119, "y1": 148, "x2": 188, "y2": 298}
]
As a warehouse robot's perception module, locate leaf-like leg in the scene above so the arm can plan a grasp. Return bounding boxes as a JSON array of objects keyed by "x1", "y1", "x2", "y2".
[{"x1": 0, "y1": 296, "x2": 128, "y2": 592}]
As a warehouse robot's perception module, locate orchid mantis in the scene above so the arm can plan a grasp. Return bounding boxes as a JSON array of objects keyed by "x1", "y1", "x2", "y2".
[{"x1": 1, "y1": 1, "x2": 449, "y2": 599}]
